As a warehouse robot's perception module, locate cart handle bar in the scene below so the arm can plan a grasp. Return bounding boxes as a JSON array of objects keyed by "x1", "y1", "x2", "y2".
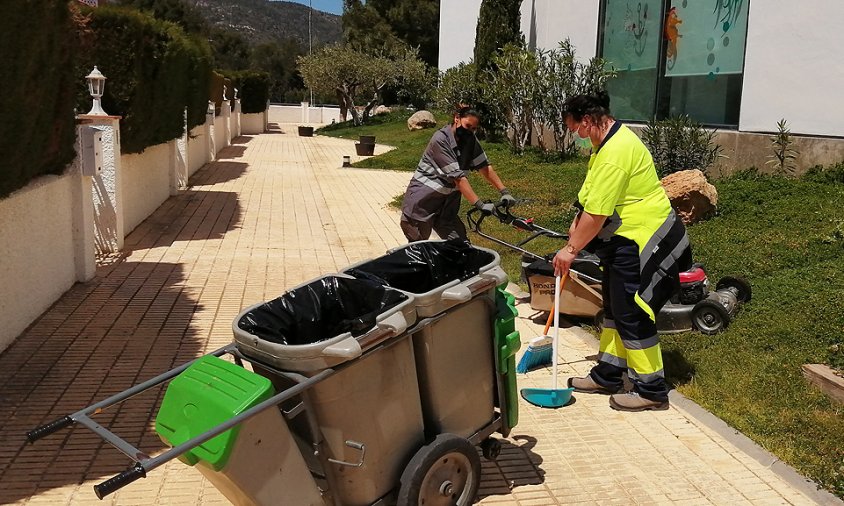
[{"x1": 94, "y1": 463, "x2": 146, "y2": 499}]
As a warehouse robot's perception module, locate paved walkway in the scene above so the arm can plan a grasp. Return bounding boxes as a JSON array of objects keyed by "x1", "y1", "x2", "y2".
[{"x1": 0, "y1": 124, "x2": 836, "y2": 505}]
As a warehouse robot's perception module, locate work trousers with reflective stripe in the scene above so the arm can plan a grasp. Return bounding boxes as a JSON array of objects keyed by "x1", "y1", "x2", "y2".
[{"x1": 589, "y1": 237, "x2": 669, "y2": 402}]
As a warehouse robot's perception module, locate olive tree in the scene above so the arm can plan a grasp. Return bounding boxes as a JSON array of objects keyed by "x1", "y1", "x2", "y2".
[
  {"x1": 487, "y1": 43, "x2": 541, "y2": 154},
  {"x1": 297, "y1": 44, "x2": 429, "y2": 125}
]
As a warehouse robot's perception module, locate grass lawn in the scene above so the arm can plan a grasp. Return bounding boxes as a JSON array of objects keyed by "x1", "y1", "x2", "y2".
[{"x1": 320, "y1": 114, "x2": 844, "y2": 498}]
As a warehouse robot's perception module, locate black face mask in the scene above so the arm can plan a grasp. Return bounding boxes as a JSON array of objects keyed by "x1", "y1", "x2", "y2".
[{"x1": 455, "y1": 126, "x2": 474, "y2": 169}]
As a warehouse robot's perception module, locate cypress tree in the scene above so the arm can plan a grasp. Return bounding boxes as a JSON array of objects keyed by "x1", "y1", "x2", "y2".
[{"x1": 473, "y1": 0, "x2": 523, "y2": 71}]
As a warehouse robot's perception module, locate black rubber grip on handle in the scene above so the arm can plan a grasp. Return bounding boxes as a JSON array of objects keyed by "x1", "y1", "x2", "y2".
[
  {"x1": 26, "y1": 416, "x2": 73, "y2": 444},
  {"x1": 94, "y1": 463, "x2": 147, "y2": 499}
]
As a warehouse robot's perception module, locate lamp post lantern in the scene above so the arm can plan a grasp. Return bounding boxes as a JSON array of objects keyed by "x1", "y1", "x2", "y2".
[{"x1": 85, "y1": 66, "x2": 108, "y2": 116}]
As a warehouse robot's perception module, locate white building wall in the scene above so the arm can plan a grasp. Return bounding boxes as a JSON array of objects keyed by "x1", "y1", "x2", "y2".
[
  {"x1": 0, "y1": 173, "x2": 78, "y2": 351},
  {"x1": 525, "y1": 0, "x2": 600, "y2": 58},
  {"x1": 740, "y1": 0, "x2": 844, "y2": 136},
  {"x1": 438, "y1": 0, "x2": 483, "y2": 70},
  {"x1": 438, "y1": 1, "x2": 599, "y2": 69},
  {"x1": 121, "y1": 142, "x2": 172, "y2": 235}
]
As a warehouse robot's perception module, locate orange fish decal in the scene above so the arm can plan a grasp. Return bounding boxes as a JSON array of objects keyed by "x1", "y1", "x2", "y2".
[{"x1": 665, "y1": 6, "x2": 682, "y2": 68}]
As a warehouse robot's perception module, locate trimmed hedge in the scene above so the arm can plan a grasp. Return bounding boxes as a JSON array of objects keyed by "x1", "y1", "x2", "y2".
[
  {"x1": 0, "y1": 0, "x2": 78, "y2": 199},
  {"x1": 77, "y1": 6, "x2": 212, "y2": 154},
  {"x1": 224, "y1": 71, "x2": 271, "y2": 114}
]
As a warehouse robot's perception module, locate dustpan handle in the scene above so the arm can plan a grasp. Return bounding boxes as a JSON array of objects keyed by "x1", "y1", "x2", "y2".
[{"x1": 551, "y1": 274, "x2": 567, "y2": 390}]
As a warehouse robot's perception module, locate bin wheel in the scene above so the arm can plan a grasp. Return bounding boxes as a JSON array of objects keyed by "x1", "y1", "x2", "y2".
[
  {"x1": 481, "y1": 438, "x2": 501, "y2": 461},
  {"x1": 692, "y1": 299, "x2": 730, "y2": 335},
  {"x1": 397, "y1": 433, "x2": 481, "y2": 506}
]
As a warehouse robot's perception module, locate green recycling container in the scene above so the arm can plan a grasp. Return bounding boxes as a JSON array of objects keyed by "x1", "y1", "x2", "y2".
[{"x1": 155, "y1": 355, "x2": 322, "y2": 506}]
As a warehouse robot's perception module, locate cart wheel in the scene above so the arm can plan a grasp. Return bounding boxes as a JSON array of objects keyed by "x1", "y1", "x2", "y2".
[
  {"x1": 715, "y1": 276, "x2": 752, "y2": 303},
  {"x1": 480, "y1": 437, "x2": 501, "y2": 461},
  {"x1": 692, "y1": 299, "x2": 730, "y2": 335},
  {"x1": 397, "y1": 433, "x2": 481, "y2": 506}
]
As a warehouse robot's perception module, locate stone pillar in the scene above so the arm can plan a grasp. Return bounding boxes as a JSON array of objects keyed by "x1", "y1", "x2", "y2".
[
  {"x1": 233, "y1": 99, "x2": 242, "y2": 138},
  {"x1": 206, "y1": 100, "x2": 216, "y2": 162},
  {"x1": 170, "y1": 108, "x2": 189, "y2": 195},
  {"x1": 78, "y1": 114, "x2": 124, "y2": 254},
  {"x1": 71, "y1": 133, "x2": 96, "y2": 282},
  {"x1": 221, "y1": 99, "x2": 232, "y2": 148}
]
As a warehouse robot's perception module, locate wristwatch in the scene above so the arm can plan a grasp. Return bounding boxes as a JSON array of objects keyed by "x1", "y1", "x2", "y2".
[{"x1": 564, "y1": 243, "x2": 578, "y2": 255}]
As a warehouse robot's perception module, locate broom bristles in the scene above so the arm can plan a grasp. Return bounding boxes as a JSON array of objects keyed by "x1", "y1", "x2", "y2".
[{"x1": 516, "y1": 335, "x2": 554, "y2": 373}]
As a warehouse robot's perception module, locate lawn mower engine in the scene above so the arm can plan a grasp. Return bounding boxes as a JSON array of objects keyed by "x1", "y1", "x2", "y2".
[
  {"x1": 658, "y1": 265, "x2": 751, "y2": 335},
  {"x1": 521, "y1": 254, "x2": 751, "y2": 335}
]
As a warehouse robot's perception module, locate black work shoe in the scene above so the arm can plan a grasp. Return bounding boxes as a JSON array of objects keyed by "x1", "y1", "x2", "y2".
[
  {"x1": 567, "y1": 375, "x2": 623, "y2": 395},
  {"x1": 609, "y1": 392, "x2": 669, "y2": 412}
]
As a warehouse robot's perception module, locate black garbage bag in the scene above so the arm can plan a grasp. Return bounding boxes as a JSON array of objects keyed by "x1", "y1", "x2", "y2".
[
  {"x1": 237, "y1": 276, "x2": 407, "y2": 345},
  {"x1": 345, "y1": 238, "x2": 495, "y2": 293}
]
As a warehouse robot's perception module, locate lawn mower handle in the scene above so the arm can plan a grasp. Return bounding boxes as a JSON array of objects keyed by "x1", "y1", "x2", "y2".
[{"x1": 466, "y1": 202, "x2": 567, "y2": 261}]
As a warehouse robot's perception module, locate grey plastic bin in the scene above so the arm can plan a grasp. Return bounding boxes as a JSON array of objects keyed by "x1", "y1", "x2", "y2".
[
  {"x1": 343, "y1": 240, "x2": 507, "y2": 318},
  {"x1": 232, "y1": 274, "x2": 416, "y2": 373},
  {"x1": 343, "y1": 240, "x2": 507, "y2": 439},
  {"x1": 231, "y1": 273, "x2": 424, "y2": 505}
]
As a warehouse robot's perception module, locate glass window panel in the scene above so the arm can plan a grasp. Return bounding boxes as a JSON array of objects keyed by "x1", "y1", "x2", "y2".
[
  {"x1": 602, "y1": 0, "x2": 663, "y2": 121},
  {"x1": 660, "y1": 0, "x2": 748, "y2": 125},
  {"x1": 665, "y1": 0, "x2": 749, "y2": 78}
]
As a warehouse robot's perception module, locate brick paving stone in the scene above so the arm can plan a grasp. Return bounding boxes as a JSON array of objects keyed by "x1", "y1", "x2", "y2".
[{"x1": 0, "y1": 125, "x2": 836, "y2": 505}]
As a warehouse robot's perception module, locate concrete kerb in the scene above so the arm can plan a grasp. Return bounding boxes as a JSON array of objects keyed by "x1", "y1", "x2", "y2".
[{"x1": 544, "y1": 303, "x2": 844, "y2": 506}]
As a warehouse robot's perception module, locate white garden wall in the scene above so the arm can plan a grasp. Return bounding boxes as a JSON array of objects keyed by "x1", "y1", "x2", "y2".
[
  {"x1": 187, "y1": 124, "x2": 209, "y2": 178},
  {"x1": 0, "y1": 170, "x2": 80, "y2": 351},
  {"x1": 121, "y1": 142, "x2": 172, "y2": 235},
  {"x1": 241, "y1": 113, "x2": 266, "y2": 135}
]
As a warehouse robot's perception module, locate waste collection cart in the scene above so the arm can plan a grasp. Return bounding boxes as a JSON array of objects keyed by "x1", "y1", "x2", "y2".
[
  {"x1": 25, "y1": 241, "x2": 521, "y2": 506},
  {"x1": 342, "y1": 239, "x2": 516, "y2": 442}
]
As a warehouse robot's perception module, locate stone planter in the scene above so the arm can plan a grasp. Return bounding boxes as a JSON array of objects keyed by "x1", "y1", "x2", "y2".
[
  {"x1": 298, "y1": 126, "x2": 314, "y2": 137},
  {"x1": 355, "y1": 142, "x2": 375, "y2": 156}
]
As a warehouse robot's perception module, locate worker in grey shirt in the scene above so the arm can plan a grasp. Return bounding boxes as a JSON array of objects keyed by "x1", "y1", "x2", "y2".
[{"x1": 400, "y1": 106, "x2": 516, "y2": 242}]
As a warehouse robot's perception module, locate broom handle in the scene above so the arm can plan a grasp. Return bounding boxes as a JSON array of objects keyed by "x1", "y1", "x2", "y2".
[{"x1": 543, "y1": 273, "x2": 568, "y2": 335}]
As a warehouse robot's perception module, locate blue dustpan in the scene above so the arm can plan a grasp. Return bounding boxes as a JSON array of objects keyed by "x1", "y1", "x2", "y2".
[
  {"x1": 520, "y1": 386, "x2": 574, "y2": 408},
  {"x1": 520, "y1": 274, "x2": 573, "y2": 409}
]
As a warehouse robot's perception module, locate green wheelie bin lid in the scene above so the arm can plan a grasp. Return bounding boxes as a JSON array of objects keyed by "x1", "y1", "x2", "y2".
[{"x1": 155, "y1": 355, "x2": 274, "y2": 471}]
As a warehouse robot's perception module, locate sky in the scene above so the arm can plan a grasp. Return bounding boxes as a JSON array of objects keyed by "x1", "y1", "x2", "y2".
[{"x1": 277, "y1": 0, "x2": 344, "y2": 15}]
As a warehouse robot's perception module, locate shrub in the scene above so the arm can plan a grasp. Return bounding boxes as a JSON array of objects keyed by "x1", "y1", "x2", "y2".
[
  {"x1": 0, "y1": 0, "x2": 78, "y2": 199},
  {"x1": 224, "y1": 71, "x2": 271, "y2": 114},
  {"x1": 534, "y1": 39, "x2": 616, "y2": 159},
  {"x1": 641, "y1": 115, "x2": 723, "y2": 177},
  {"x1": 77, "y1": 5, "x2": 212, "y2": 154},
  {"x1": 766, "y1": 118, "x2": 799, "y2": 176}
]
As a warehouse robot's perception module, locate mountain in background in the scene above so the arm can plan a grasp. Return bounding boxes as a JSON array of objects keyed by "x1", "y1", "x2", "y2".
[{"x1": 194, "y1": 0, "x2": 341, "y2": 48}]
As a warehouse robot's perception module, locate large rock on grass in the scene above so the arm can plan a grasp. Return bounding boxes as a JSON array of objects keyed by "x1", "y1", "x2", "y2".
[
  {"x1": 407, "y1": 110, "x2": 437, "y2": 131},
  {"x1": 661, "y1": 169, "x2": 718, "y2": 224}
]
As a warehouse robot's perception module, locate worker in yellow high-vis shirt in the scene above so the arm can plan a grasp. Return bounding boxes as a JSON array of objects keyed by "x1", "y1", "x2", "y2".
[{"x1": 552, "y1": 92, "x2": 692, "y2": 412}]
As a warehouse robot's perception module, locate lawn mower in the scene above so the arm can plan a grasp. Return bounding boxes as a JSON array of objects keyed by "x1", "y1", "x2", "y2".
[{"x1": 466, "y1": 203, "x2": 751, "y2": 335}]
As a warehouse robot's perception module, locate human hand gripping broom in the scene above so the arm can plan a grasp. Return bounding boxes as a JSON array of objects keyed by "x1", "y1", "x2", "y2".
[{"x1": 516, "y1": 274, "x2": 568, "y2": 373}]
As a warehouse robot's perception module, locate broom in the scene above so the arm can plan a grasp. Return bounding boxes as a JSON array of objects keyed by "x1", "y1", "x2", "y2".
[{"x1": 515, "y1": 273, "x2": 568, "y2": 373}]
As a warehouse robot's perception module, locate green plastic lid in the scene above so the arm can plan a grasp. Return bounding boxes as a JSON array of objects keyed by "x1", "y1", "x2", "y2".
[{"x1": 155, "y1": 355, "x2": 274, "y2": 471}]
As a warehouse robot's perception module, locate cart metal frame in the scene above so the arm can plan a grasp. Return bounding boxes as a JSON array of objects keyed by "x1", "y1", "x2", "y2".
[{"x1": 26, "y1": 310, "x2": 511, "y2": 505}]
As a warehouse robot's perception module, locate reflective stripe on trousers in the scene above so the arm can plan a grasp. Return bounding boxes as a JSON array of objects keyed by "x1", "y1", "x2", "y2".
[{"x1": 591, "y1": 238, "x2": 669, "y2": 402}]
